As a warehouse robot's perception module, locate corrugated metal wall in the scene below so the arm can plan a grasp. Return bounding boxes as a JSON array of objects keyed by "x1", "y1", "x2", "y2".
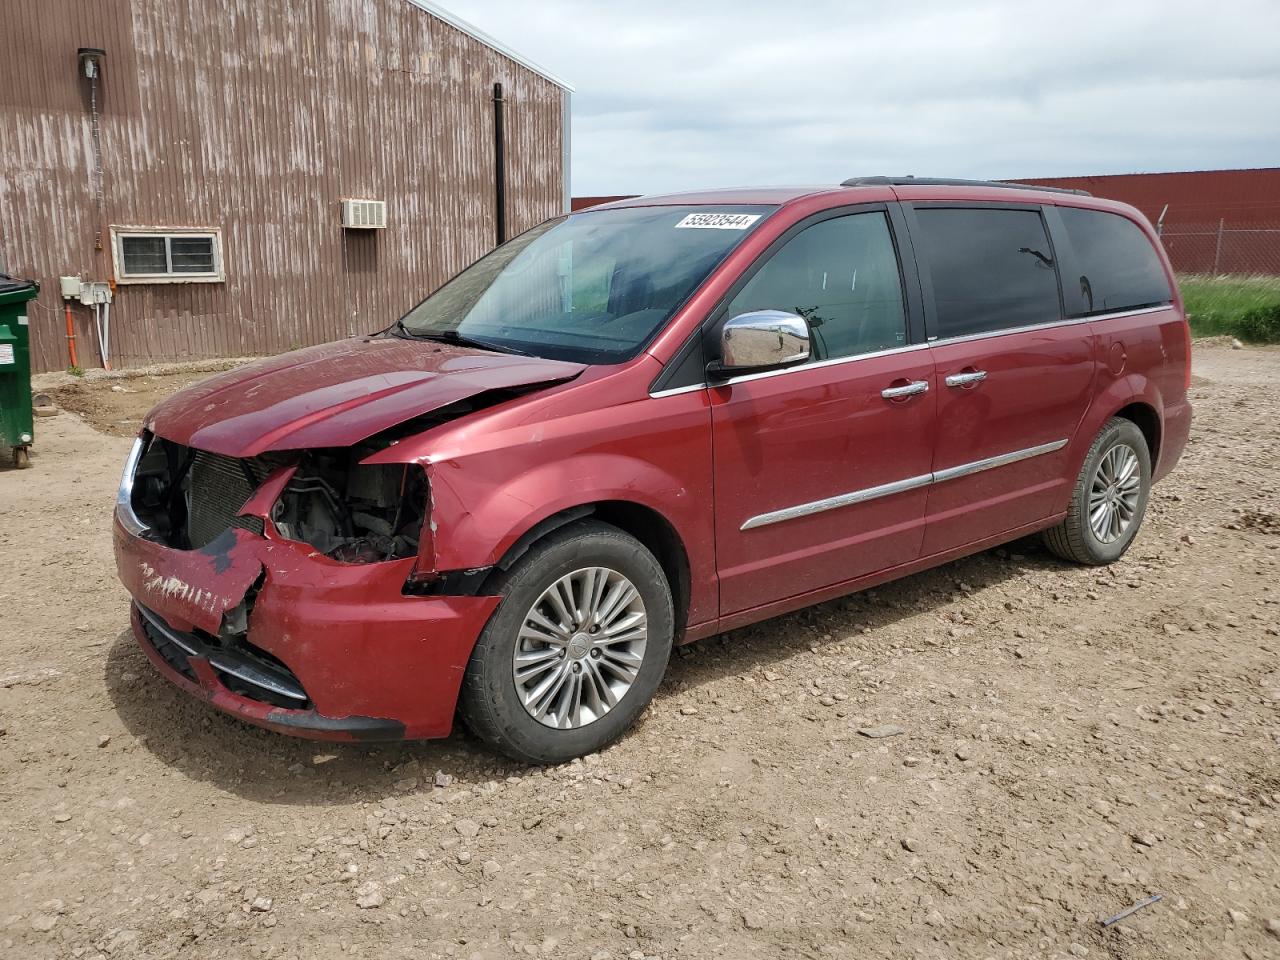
[
  {"x1": 1016, "y1": 168, "x2": 1280, "y2": 274},
  {"x1": 1016, "y1": 168, "x2": 1280, "y2": 227},
  {"x1": 0, "y1": 0, "x2": 566, "y2": 372}
]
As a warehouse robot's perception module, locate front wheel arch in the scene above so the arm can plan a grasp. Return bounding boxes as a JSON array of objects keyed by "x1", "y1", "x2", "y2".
[
  {"x1": 460, "y1": 518, "x2": 676, "y2": 763},
  {"x1": 486, "y1": 501, "x2": 691, "y2": 640}
]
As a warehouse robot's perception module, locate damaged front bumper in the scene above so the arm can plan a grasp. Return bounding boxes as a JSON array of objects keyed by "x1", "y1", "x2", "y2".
[{"x1": 113, "y1": 514, "x2": 500, "y2": 742}]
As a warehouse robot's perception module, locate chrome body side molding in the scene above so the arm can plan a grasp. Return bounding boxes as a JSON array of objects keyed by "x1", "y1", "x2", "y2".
[
  {"x1": 740, "y1": 438, "x2": 1069, "y2": 531},
  {"x1": 740, "y1": 472, "x2": 934, "y2": 530},
  {"x1": 931, "y1": 439, "x2": 1068, "y2": 484}
]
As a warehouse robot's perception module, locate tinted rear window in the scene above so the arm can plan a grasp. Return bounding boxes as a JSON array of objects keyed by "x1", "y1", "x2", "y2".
[
  {"x1": 914, "y1": 207, "x2": 1061, "y2": 338},
  {"x1": 1058, "y1": 208, "x2": 1172, "y2": 315}
]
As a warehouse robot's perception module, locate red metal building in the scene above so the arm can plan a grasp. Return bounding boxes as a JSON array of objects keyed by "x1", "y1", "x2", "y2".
[{"x1": 1016, "y1": 168, "x2": 1280, "y2": 275}]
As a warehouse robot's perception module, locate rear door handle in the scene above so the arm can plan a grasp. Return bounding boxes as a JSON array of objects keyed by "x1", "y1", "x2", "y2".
[
  {"x1": 945, "y1": 370, "x2": 987, "y2": 387},
  {"x1": 881, "y1": 380, "x2": 929, "y2": 399}
]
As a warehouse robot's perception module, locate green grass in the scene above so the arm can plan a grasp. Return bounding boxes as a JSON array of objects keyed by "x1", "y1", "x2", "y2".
[{"x1": 1178, "y1": 274, "x2": 1280, "y2": 343}]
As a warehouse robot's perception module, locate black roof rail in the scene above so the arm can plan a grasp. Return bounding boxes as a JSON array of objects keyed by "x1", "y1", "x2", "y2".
[{"x1": 840, "y1": 175, "x2": 1091, "y2": 197}]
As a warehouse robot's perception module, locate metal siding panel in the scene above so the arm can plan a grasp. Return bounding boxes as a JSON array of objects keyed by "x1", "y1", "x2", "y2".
[
  {"x1": 1, "y1": 0, "x2": 565, "y2": 372},
  {"x1": 1016, "y1": 169, "x2": 1280, "y2": 274},
  {"x1": 1015, "y1": 169, "x2": 1280, "y2": 227}
]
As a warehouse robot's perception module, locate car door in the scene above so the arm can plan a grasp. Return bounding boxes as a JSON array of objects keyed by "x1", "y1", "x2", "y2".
[
  {"x1": 902, "y1": 203, "x2": 1097, "y2": 556},
  {"x1": 708, "y1": 206, "x2": 937, "y2": 615}
]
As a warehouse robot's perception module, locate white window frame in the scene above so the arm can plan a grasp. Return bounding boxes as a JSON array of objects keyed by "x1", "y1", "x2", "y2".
[{"x1": 110, "y1": 226, "x2": 225, "y2": 284}]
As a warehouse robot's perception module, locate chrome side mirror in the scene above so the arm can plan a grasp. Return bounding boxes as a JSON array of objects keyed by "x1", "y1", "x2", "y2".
[{"x1": 715, "y1": 310, "x2": 810, "y2": 375}]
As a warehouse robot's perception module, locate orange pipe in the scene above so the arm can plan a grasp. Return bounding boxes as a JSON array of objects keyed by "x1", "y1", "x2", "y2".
[{"x1": 64, "y1": 302, "x2": 79, "y2": 369}]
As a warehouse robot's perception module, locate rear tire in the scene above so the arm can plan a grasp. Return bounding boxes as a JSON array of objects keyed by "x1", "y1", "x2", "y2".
[
  {"x1": 1043, "y1": 418, "x2": 1151, "y2": 565},
  {"x1": 459, "y1": 519, "x2": 674, "y2": 764}
]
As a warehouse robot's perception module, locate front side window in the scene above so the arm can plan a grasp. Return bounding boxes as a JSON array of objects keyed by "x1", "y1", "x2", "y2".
[
  {"x1": 398, "y1": 205, "x2": 773, "y2": 364},
  {"x1": 914, "y1": 207, "x2": 1061, "y2": 338},
  {"x1": 724, "y1": 212, "x2": 907, "y2": 361},
  {"x1": 113, "y1": 229, "x2": 223, "y2": 283},
  {"x1": 1058, "y1": 207, "x2": 1173, "y2": 315}
]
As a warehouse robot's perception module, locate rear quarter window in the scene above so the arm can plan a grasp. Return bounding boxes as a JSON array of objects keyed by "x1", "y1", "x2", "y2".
[
  {"x1": 913, "y1": 207, "x2": 1062, "y2": 339},
  {"x1": 1058, "y1": 207, "x2": 1173, "y2": 316}
]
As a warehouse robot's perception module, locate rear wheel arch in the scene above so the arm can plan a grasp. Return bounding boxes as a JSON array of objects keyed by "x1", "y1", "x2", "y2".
[
  {"x1": 1112, "y1": 401, "x2": 1161, "y2": 464},
  {"x1": 487, "y1": 500, "x2": 692, "y2": 637}
]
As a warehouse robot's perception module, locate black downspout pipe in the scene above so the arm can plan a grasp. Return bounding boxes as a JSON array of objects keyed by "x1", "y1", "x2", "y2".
[{"x1": 493, "y1": 82, "x2": 506, "y2": 246}]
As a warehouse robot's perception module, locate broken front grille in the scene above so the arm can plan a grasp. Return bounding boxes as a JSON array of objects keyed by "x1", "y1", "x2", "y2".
[
  {"x1": 138, "y1": 610, "x2": 197, "y2": 682},
  {"x1": 129, "y1": 433, "x2": 426, "y2": 563},
  {"x1": 135, "y1": 603, "x2": 311, "y2": 710},
  {"x1": 186, "y1": 450, "x2": 272, "y2": 547}
]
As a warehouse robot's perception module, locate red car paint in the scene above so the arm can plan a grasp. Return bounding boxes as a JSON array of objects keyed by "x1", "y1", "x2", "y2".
[
  {"x1": 146, "y1": 336, "x2": 585, "y2": 458},
  {"x1": 115, "y1": 476, "x2": 500, "y2": 739},
  {"x1": 114, "y1": 181, "x2": 1191, "y2": 741}
]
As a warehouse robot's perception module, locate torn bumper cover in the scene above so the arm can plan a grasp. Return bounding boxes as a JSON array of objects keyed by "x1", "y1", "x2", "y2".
[
  {"x1": 113, "y1": 517, "x2": 500, "y2": 741},
  {"x1": 108, "y1": 339, "x2": 586, "y2": 742}
]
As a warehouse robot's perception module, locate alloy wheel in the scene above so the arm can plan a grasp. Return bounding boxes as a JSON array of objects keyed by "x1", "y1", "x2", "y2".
[
  {"x1": 1088, "y1": 443, "x2": 1141, "y2": 543},
  {"x1": 511, "y1": 567, "x2": 648, "y2": 729}
]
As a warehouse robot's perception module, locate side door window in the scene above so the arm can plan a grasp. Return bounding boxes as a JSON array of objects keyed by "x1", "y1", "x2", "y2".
[
  {"x1": 724, "y1": 212, "x2": 908, "y2": 360},
  {"x1": 912, "y1": 207, "x2": 1061, "y2": 338}
]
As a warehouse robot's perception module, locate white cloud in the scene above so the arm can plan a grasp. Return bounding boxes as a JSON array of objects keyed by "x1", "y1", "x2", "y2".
[{"x1": 443, "y1": 0, "x2": 1280, "y2": 195}]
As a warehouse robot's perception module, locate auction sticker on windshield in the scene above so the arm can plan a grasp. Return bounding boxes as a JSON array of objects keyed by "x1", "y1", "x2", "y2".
[{"x1": 674, "y1": 213, "x2": 762, "y2": 230}]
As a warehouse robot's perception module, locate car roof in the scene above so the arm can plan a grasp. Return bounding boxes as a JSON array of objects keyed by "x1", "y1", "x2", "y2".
[
  {"x1": 589, "y1": 186, "x2": 847, "y2": 209},
  {"x1": 587, "y1": 178, "x2": 1102, "y2": 213}
]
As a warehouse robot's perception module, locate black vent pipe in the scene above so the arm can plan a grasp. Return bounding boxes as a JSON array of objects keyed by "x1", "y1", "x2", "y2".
[{"x1": 493, "y1": 82, "x2": 506, "y2": 246}]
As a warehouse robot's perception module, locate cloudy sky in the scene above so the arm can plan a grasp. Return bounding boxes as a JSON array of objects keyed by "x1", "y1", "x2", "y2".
[{"x1": 443, "y1": 0, "x2": 1280, "y2": 197}]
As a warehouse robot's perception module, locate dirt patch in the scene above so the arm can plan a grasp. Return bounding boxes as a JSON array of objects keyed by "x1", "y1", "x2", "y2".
[
  {"x1": 2, "y1": 341, "x2": 1279, "y2": 959},
  {"x1": 44, "y1": 372, "x2": 223, "y2": 438}
]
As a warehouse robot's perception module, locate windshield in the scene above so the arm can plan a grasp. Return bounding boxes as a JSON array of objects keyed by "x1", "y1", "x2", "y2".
[{"x1": 396, "y1": 204, "x2": 774, "y2": 363}]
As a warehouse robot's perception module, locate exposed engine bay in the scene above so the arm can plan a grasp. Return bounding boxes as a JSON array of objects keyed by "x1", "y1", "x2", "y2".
[
  {"x1": 130, "y1": 433, "x2": 426, "y2": 563},
  {"x1": 271, "y1": 448, "x2": 426, "y2": 563}
]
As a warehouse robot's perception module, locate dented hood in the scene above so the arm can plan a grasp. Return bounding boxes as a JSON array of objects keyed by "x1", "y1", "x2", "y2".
[{"x1": 146, "y1": 337, "x2": 585, "y2": 457}]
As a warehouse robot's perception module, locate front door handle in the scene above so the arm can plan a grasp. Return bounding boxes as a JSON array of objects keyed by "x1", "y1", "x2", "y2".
[
  {"x1": 945, "y1": 370, "x2": 988, "y2": 388},
  {"x1": 881, "y1": 380, "x2": 929, "y2": 400}
]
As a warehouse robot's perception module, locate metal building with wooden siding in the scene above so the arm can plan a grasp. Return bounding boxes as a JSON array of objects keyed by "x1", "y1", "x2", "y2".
[{"x1": 0, "y1": 0, "x2": 571, "y2": 373}]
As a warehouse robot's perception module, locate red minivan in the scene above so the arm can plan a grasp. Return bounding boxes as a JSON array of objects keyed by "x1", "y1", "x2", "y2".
[{"x1": 114, "y1": 177, "x2": 1192, "y2": 762}]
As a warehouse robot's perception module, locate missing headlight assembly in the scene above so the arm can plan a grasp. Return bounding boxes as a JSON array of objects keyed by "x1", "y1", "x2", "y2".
[
  {"x1": 128, "y1": 433, "x2": 289, "y2": 548},
  {"x1": 271, "y1": 451, "x2": 426, "y2": 563},
  {"x1": 126, "y1": 432, "x2": 427, "y2": 564}
]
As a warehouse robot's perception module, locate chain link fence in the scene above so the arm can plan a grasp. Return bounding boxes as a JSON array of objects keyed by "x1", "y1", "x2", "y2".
[{"x1": 1159, "y1": 221, "x2": 1280, "y2": 276}]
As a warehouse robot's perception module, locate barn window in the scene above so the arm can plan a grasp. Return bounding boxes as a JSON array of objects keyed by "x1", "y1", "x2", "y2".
[{"x1": 111, "y1": 228, "x2": 224, "y2": 283}]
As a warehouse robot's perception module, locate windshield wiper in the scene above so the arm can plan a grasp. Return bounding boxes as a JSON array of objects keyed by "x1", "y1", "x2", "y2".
[{"x1": 388, "y1": 320, "x2": 527, "y2": 355}]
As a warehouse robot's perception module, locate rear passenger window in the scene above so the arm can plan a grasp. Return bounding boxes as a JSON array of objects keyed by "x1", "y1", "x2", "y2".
[
  {"x1": 725, "y1": 212, "x2": 906, "y2": 361},
  {"x1": 1058, "y1": 208, "x2": 1173, "y2": 315},
  {"x1": 914, "y1": 207, "x2": 1061, "y2": 338}
]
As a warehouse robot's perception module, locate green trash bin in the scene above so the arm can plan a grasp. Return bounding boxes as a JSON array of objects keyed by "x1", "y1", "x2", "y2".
[{"x1": 0, "y1": 274, "x2": 40, "y2": 469}]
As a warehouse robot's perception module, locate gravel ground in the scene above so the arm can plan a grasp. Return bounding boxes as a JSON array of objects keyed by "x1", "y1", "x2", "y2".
[{"x1": 1, "y1": 341, "x2": 1278, "y2": 960}]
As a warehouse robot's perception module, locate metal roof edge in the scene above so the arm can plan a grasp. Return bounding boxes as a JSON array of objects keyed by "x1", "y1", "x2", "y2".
[{"x1": 404, "y1": 0, "x2": 575, "y2": 91}]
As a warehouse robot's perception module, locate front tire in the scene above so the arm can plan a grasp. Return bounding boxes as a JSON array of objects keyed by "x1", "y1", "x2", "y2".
[
  {"x1": 459, "y1": 520, "x2": 674, "y2": 764},
  {"x1": 1043, "y1": 417, "x2": 1151, "y2": 565}
]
